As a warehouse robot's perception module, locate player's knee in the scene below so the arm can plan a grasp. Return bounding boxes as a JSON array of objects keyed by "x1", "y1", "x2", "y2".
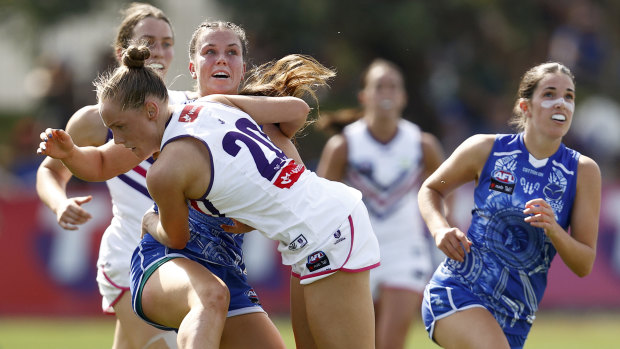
[{"x1": 197, "y1": 281, "x2": 229, "y2": 314}]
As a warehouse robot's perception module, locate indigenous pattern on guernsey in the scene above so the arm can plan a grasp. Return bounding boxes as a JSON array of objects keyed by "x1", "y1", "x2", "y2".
[
  {"x1": 185, "y1": 207, "x2": 245, "y2": 272},
  {"x1": 430, "y1": 133, "x2": 579, "y2": 336}
]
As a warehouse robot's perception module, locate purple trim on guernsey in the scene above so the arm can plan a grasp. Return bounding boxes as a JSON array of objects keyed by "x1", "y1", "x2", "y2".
[
  {"x1": 190, "y1": 199, "x2": 224, "y2": 217},
  {"x1": 365, "y1": 125, "x2": 400, "y2": 145},
  {"x1": 161, "y1": 134, "x2": 215, "y2": 201},
  {"x1": 116, "y1": 173, "x2": 151, "y2": 199},
  {"x1": 202, "y1": 199, "x2": 222, "y2": 216},
  {"x1": 107, "y1": 129, "x2": 155, "y2": 199}
]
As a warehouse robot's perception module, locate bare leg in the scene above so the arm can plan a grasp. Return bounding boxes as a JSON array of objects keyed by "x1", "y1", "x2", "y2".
[
  {"x1": 375, "y1": 287, "x2": 421, "y2": 349},
  {"x1": 112, "y1": 293, "x2": 177, "y2": 349},
  {"x1": 434, "y1": 307, "x2": 510, "y2": 349},
  {"x1": 290, "y1": 275, "x2": 317, "y2": 349},
  {"x1": 220, "y1": 312, "x2": 286, "y2": 349},
  {"x1": 140, "y1": 258, "x2": 229, "y2": 349},
  {"x1": 304, "y1": 271, "x2": 375, "y2": 349}
]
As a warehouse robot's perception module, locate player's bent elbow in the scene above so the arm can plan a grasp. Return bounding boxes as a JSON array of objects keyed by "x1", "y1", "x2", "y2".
[
  {"x1": 166, "y1": 235, "x2": 189, "y2": 250},
  {"x1": 574, "y1": 267, "x2": 592, "y2": 278},
  {"x1": 571, "y1": 256, "x2": 595, "y2": 278},
  {"x1": 162, "y1": 231, "x2": 189, "y2": 250},
  {"x1": 288, "y1": 96, "x2": 310, "y2": 117},
  {"x1": 167, "y1": 240, "x2": 187, "y2": 250}
]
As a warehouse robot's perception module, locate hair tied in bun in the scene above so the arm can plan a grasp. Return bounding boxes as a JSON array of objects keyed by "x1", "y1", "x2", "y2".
[{"x1": 122, "y1": 45, "x2": 150, "y2": 69}]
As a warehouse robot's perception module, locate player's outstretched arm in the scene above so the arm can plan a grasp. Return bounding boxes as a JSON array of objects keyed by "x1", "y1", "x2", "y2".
[
  {"x1": 206, "y1": 95, "x2": 309, "y2": 138},
  {"x1": 38, "y1": 128, "x2": 145, "y2": 182}
]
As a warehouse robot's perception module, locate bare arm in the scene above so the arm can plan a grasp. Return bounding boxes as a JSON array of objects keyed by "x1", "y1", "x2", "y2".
[
  {"x1": 316, "y1": 134, "x2": 348, "y2": 181},
  {"x1": 205, "y1": 95, "x2": 310, "y2": 138},
  {"x1": 146, "y1": 138, "x2": 212, "y2": 249},
  {"x1": 420, "y1": 132, "x2": 445, "y2": 178},
  {"x1": 36, "y1": 156, "x2": 93, "y2": 230},
  {"x1": 38, "y1": 129, "x2": 146, "y2": 182},
  {"x1": 36, "y1": 105, "x2": 109, "y2": 229},
  {"x1": 418, "y1": 134, "x2": 494, "y2": 261},
  {"x1": 420, "y1": 131, "x2": 459, "y2": 223},
  {"x1": 523, "y1": 155, "x2": 600, "y2": 277},
  {"x1": 262, "y1": 124, "x2": 304, "y2": 165}
]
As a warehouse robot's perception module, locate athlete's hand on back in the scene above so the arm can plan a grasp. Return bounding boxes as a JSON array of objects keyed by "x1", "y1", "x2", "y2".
[
  {"x1": 221, "y1": 219, "x2": 255, "y2": 234},
  {"x1": 141, "y1": 209, "x2": 160, "y2": 239},
  {"x1": 37, "y1": 128, "x2": 76, "y2": 159}
]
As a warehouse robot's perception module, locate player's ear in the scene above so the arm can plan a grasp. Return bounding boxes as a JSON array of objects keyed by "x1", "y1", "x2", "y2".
[
  {"x1": 145, "y1": 100, "x2": 158, "y2": 120},
  {"x1": 519, "y1": 100, "x2": 529, "y2": 113},
  {"x1": 189, "y1": 61, "x2": 197, "y2": 79},
  {"x1": 115, "y1": 47, "x2": 123, "y2": 62},
  {"x1": 358, "y1": 90, "x2": 366, "y2": 106}
]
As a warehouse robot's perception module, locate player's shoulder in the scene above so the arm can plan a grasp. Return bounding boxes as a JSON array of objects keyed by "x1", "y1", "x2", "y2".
[
  {"x1": 449, "y1": 134, "x2": 496, "y2": 170},
  {"x1": 342, "y1": 118, "x2": 365, "y2": 134},
  {"x1": 66, "y1": 104, "x2": 100, "y2": 125},
  {"x1": 65, "y1": 104, "x2": 108, "y2": 146},
  {"x1": 461, "y1": 134, "x2": 496, "y2": 151},
  {"x1": 577, "y1": 154, "x2": 601, "y2": 180},
  {"x1": 324, "y1": 132, "x2": 348, "y2": 153}
]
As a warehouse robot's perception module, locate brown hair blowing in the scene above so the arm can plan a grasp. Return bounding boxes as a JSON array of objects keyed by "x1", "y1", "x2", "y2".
[{"x1": 95, "y1": 47, "x2": 335, "y2": 135}]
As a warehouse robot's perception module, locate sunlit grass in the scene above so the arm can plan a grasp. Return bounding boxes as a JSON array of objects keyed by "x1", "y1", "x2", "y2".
[{"x1": 1, "y1": 310, "x2": 618, "y2": 348}]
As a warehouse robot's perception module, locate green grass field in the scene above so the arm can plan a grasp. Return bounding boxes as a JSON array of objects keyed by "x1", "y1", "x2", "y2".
[{"x1": 0, "y1": 310, "x2": 618, "y2": 348}]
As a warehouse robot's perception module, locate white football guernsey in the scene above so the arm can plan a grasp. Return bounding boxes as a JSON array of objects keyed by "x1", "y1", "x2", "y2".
[
  {"x1": 161, "y1": 99, "x2": 362, "y2": 265},
  {"x1": 343, "y1": 118, "x2": 426, "y2": 242},
  {"x1": 343, "y1": 118, "x2": 433, "y2": 292}
]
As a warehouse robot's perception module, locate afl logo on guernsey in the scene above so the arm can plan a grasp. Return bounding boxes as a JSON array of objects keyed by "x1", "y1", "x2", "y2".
[
  {"x1": 306, "y1": 251, "x2": 330, "y2": 272},
  {"x1": 490, "y1": 169, "x2": 516, "y2": 194},
  {"x1": 179, "y1": 104, "x2": 203, "y2": 122}
]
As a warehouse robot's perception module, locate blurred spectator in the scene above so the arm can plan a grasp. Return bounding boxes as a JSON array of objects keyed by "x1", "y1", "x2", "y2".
[
  {"x1": 569, "y1": 95, "x2": 620, "y2": 180},
  {"x1": 548, "y1": 0, "x2": 607, "y2": 90},
  {"x1": 0, "y1": 142, "x2": 22, "y2": 195},
  {"x1": 3, "y1": 116, "x2": 44, "y2": 188},
  {"x1": 24, "y1": 55, "x2": 77, "y2": 129},
  {"x1": 4, "y1": 54, "x2": 78, "y2": 188}
]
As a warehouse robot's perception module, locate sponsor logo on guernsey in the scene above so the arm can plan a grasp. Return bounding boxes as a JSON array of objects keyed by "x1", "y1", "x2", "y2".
[
  {"x1": 306, "y1": 251, "x2": 330, "y2": 272},
  {"x1": 543, "y1": 167, "x2": 568, "y2": 216},
  {"x1": 274, "y1": 161, "x2": 305, "y2": 189},
  {"x1": 489, "y1": 169, "x2": 516, "y2": 194},
  {"x1": 543, "y1": 183, "x2": 564, "y2": 201},
  {"x1": 522, "y1": 167, "x2": 544, "y2": 177},
  {"x1": 178, "y1": 104, "x2": 203, "y2": 122},
  {"x1": 333, "y1": 229, "x2": 346, "y2": 244},
  {"x1": 247, "y1": 288, "x2": 261, "y2": 304},
  {"x1": 289, "y1": 234, "x2": 308, "y2": 251}
]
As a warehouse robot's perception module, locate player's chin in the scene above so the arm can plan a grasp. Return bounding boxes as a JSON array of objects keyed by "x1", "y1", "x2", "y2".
[{"x1": 129, "y1": 147, "x2": 142, "y2": 157}]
